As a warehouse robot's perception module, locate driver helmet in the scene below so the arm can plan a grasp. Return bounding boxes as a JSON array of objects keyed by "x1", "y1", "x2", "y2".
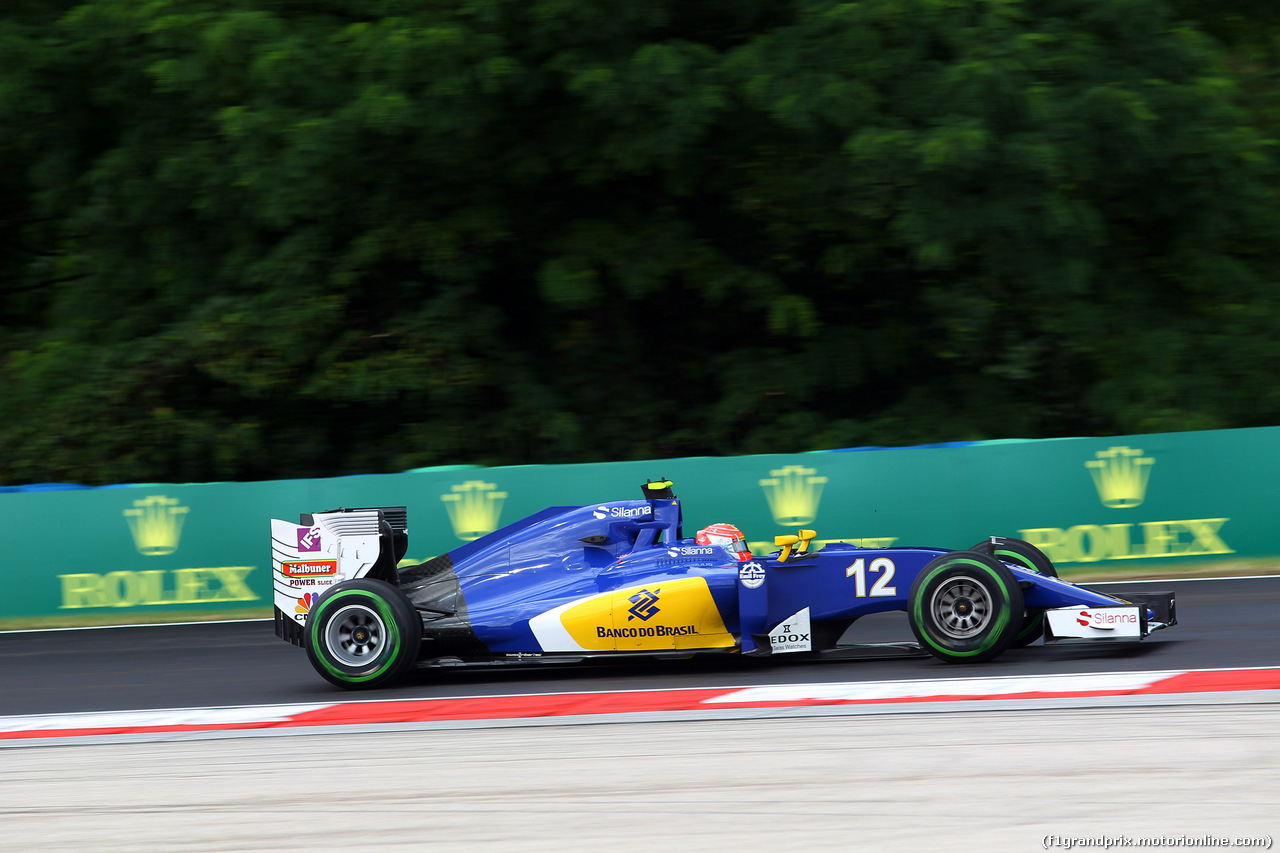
[{"x1": 696, "y1": 523, "x2": 752, "y2": 561}]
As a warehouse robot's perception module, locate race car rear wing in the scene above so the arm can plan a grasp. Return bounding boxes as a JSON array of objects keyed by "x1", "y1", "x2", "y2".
[
  {"x1": 271, "y1": 505, "x2": 407, "y2": 646},
  {"x1": 301, "y1": 505, "x2": 409, "y2": 578}
]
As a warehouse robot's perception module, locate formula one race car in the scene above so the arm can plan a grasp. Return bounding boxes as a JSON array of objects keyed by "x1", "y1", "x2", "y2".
[{"x1": 270, "y1": 480, "x2": 1176, "y2": 688}]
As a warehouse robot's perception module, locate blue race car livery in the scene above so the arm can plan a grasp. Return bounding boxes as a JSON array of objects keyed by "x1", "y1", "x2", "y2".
[{"x1": 270, "y1": 480, "x2": 1176, "y2": 688}]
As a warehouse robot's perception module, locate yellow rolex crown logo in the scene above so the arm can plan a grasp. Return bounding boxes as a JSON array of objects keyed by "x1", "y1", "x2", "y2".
[
  {"x1": 441, "y1": 480, "x2": 508, "y2": 541},
  {"x1": 123, "y1": 495, "x2": 190, "y2": 556},
  {"x1": 1085, "y1": 446, "x2": 1154, "y2": 509},
  {"x1": 759, "y1": 465, "x2": 827, "y2": 526}
]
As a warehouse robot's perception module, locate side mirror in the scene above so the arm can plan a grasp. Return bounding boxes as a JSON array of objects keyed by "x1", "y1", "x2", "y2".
[
  {"x1": 774, "y1": 529, "x2": 818, "y2": 563},
  {"x1": 796, "y1": 529, "x2": 817, "y2": 553},
  {"x1": 774, "y1": 534, "x2": 799, "y2": 563}
]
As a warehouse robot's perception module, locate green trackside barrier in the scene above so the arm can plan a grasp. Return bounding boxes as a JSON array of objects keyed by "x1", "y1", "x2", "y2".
[{"x1": 2, "y1": 427, "x2": 1277, "y2": 628}]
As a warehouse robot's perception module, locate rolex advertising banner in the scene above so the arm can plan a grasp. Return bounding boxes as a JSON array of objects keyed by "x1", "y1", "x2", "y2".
[{"x1": 1, "y1": 426, "x2": 1276, "y2": 627}]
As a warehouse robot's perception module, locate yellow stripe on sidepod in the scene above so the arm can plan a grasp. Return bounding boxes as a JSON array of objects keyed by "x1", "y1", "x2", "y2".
[{"x1": 559, "y1": 577, "x2": 735, "y2": 651}]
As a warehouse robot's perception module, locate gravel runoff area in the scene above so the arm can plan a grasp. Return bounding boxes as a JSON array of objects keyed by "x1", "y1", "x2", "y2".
[{"x1": 3, "y1": 704, "x2": 1277, "y2": 852}]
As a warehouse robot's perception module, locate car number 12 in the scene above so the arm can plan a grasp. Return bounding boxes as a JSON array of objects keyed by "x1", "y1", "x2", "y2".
[{"x1": 846, "y1": 558, "x2": 896, "y2": 597}]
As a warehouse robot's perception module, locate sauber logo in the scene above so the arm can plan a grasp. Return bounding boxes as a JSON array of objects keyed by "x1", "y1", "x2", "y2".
[
  {"x1": 627, "y1": 589, "x2": 661, "y2": 621},
  {"x1": 1077, "y1": 609, "x2": 1139, "y2": 629}
]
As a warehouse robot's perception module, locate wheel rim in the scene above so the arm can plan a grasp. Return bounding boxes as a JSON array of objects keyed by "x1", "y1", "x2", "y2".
[
  {"x1": 930, "y1": 576, "x2": 993, "y2": 639},
  {"x1": 324, "y1": 604, "x2": 389, "y2": 666}
]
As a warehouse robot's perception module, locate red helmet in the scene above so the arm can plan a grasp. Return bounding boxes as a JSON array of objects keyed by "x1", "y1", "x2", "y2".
[{"x1": 695, "y1": 523, "x2": 752, "y2": 561}]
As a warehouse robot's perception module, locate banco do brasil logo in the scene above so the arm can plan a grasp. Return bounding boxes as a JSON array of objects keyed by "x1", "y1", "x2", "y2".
[{"x1": 627, "y1": 589, "x2": 661, "y2": 621}]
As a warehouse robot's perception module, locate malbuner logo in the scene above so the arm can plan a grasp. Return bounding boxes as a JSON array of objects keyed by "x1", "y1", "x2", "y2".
[
  {"x1": 123, "y1": 495, "x2": 189, "y2": 556},
  {"x1": 442, "y1": 480, "x2": 507, "y2": 541},
  {"x1": 759, "y1": 465, "x2": 827, "y2": 526},
  {"x1": 1085, "y1": 446, "x2": 1153, "y2": 509}
]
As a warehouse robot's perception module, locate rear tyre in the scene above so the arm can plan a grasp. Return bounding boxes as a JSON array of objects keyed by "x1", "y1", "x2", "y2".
[
  {"x1": 306, "y1": 579, "x2": 422, "y2": 689},
  {"x1": 969, "y1": 537, "x2": 1056, "y2": 647},
  {"x1": 909, "y1": 551, "x2": 1023, "y2": 664}
]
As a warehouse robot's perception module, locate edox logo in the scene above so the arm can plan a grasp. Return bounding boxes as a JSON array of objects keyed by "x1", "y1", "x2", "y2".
[{"x1": 627, "y1": 589, "x2": 661, "y2": 621}]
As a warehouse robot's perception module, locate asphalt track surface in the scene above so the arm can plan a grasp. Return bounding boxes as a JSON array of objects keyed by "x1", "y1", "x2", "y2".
[
  {"x1": 4, "y1": 578, "x2": 1278, "y2": 853},
  {"x1": 3, "y1": 576, "x2": 1276, "y2": 717},
  {"x1": 7, "y1": 707, "x2": 1278, "y2": 853}
]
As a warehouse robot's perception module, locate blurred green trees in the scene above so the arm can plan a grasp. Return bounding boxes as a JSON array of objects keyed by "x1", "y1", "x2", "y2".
[{"x1": 2, "y1": 0, "x2": 1279, "y2": 485}]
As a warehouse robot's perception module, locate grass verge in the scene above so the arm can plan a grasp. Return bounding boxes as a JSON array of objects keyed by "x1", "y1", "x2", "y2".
[
  {"x1": 0, "y1": 606, "x2": 273, "y2": 632},
  {"x1": 1058, "y1": 557, "x2": 1280, "y2": 583}
]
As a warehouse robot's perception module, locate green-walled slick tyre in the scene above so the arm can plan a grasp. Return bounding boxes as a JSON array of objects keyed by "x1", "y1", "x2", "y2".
[
  {"x1": 305, "y1": 579, "x2": 422, "y2": 689},
  {"x1": 908, "y1": 550, "x2": 1024, "y2": 664},
  {"x1": 970, "y1": 536, "x2": 1058, "y2": 647}
]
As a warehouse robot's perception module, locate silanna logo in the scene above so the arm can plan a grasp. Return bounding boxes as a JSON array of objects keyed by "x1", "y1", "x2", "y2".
[
  {"x1": 667, "y1": 546, "x2": 715, "y2": 558},
  {"x1": 593, "y1": 505, "x2": 651, "y2": 520},
  {"x1": 1076, "y1": 609, "x2": 1139, "y2": 629},
  {"x1": 627, "y1": 589, "x2": 661, "y2": 621}
]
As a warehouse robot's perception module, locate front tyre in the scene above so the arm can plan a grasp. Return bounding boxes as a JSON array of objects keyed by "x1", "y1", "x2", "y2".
[
  {"x1": 306, "y1": 579, "x2": 422, "y2": 689},
  {"x1": 909, "y1": 551, "x2": 1024, "y2": 664},
  {"x1": 970, "y1": 536, "x2": 1057, "y2": 647},
  {"x1": 968, "y1": 536, "x2": 1058, "y2": 578}
]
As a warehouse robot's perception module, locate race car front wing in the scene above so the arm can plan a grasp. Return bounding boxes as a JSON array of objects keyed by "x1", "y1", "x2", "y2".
[{"x1": 1043, "y1": 589, "x2": 1176, "y2": 643}]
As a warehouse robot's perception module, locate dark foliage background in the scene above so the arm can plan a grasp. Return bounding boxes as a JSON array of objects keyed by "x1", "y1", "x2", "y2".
[{"x1": 3, "y1": 0, "x2": 1279, "y2": 485}]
